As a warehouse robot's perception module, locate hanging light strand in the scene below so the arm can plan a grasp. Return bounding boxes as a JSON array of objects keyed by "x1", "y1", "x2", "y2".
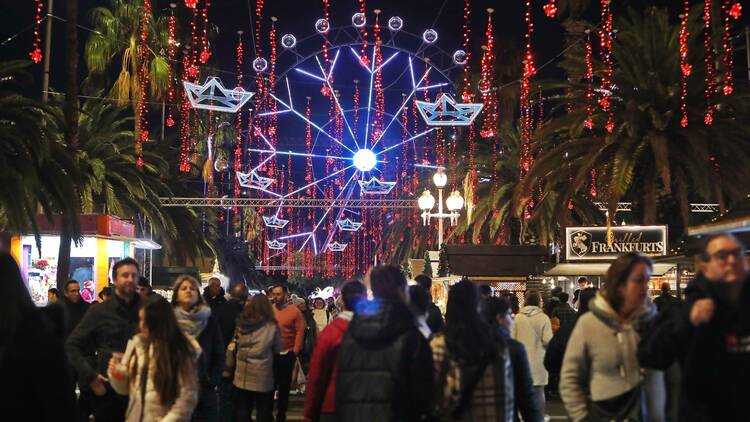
[
  {"x1": 136, "y1": 0, "x2": 153, "y2": 167},
  {"x1": 199, "y1": 0, "x2": 211, "y2": 63},
  {"x1": 479, "y1": 9, "x2": 499, "y2": 140},
  {"x1": 584, "y1": 30, "x2": 595, "y2": 129},
  {"x1": 519, "y1": 1, "x2": 536, "y2": 177},
  {"x1": 721, "y1": 0, "x2": 734, "y2": 96},
  {"x1": 166, "y1": 10, "x2": 177, "y2": 128},
  {"x1": 704, "y1": 0, "x2": 715, "y2": 125},
  {"x1": 679, "y1": 3, "x2": 691, "y2": 127},
  {"x1": 29, "y1": 0, "x2": 44, "y2": 63},
  {"x1": 598, "y1": 0, "x2": 615, "y2": 133}
]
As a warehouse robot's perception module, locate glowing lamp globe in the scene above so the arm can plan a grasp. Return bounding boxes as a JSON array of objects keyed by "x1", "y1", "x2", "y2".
[
  {"x1": 422, "y1": 29, "x2": 438, "y2": 44},
  {"x1": 353, "y1": 149, "x2": 377, "y2": 172},
  {"x1": 446, "y1": 190, "x2": 464, "y2": 211},
  {"x1": 432, "y1": 170, "x2": 447, "y2": 188},
  {"x1": 388, "y1": 16, "x2": 404, "y2": 31},
  {"x1": 281, "y1": 34, "x2": 297, "y2": 49},
  {"x1": 315, "y1": 18, "x2": 330, "y2": 34},
  {"x1": 418, "y1": 190, "x2": 436, "y2": 211},
  {"x1": 352, "y1": 12, "x2": 366, "y2": 28}
]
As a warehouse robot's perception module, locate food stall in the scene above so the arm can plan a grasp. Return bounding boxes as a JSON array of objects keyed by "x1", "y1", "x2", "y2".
[{"x1": 8, "y1": 214, "x2": 143, "y2": 306}]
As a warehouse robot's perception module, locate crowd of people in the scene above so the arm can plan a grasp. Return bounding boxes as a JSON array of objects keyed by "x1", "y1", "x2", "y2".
[{"x1": 1, "y1": 232, "x2": 748, "y2": 421}]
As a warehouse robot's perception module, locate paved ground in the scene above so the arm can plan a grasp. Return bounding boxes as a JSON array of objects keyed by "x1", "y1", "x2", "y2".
[{"x1": 279, "y1": 392, "x2": 569, "y2": 421}]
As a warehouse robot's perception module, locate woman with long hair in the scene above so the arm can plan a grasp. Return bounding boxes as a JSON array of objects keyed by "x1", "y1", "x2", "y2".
[
  {"x1": 560, "y1": 253, "x2": 660, "y2": 422},
  {"x1": 225, "y1": 294, "x2": 281, "y2": 422},
  {"x1": 431, "y1": 278, "x2": 514, "y2": 421},
  {"x1": 171, "y1": 275, "x2": 225, "y2": 422},
  {"x1": 108, "y1": 296, "x2": 199, "y2": 421}
]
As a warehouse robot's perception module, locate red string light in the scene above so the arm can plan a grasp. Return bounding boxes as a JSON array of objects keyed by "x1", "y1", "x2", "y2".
[
  {"x1": 234, "y1": 31, "x2": 244, "y2": 213},
  {"x1": 721, "y1": 0, "x2": 734, "y2": 96},
  {"x1": 584, "y1": 31, "x2": 594, "y2": 129},
  {"x1": 543, "y1": 0, "x2": 558, "y2": 19},
  {"x1": 185, "y1": 0, "x2": 197, "y2": 9},
  {"x1": 519, "y1": 2, "x2": 536, "y2": 177},
  {"x1": 679, "y1": 3, "x2": 690, "y2": 127},
  {"x1": 598, "y1": 0, "x2": 614, "y2": 133},
  {"x1": 188, "y1": 3, "x2": 199, "y2": 79},
  {"x1": 704, "y1": 0, "x2": 715, "y2": 125},
  {"x1": 358, "y1": 0, "x2": 369, "y2": 65},
  {"x1": 136, "y1": 0, "x2": 152, "y2": 167},
  {"x1": 479, "y1": 9, "x2": 498, "y2": 139},
  {"x1": 199, "y1": 0, "x2": 212, "y2": 63},
  {"x1": 166, "y1": 11, "x2": 177, "y2": 128},
  {"x1": 179, "y1": 55, "x2": 192, "y2": 172},
  {"x1": 29, "y1": 0, "x2": 44, "y2": 63},
  {"x1": 729, "y1": 2, "x2": 742, "y2": 19},
  {"x1": 372, "y1": 14, "x2": 385, "y2": 146}
]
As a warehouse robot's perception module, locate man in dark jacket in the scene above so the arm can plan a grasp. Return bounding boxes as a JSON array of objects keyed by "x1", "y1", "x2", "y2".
[
  {"x1": 336, "y1": 265, "x2": 434, "y2": 421},
  {"x1": 214, "y1": 282, "x2": 249, "y2": 349},
  {"x1": 653, "y1": 281, "x2": 681, "y2": 313},
  {"x1": 543, "y1": 287, "x2": 562, "y2": 317},
  {"x1": 204, "y1": 276, "x2": 227, "y2": 309},
  {"x1": 414, "y1": 274, "x2": 444, "y2": 334},
  {"x1": 550, "y1": 292, "x2": 576, "y2": 332},
  {"x1": 638, "y1": 233, "x2": 750, "y2": 422},
  {"x1": 60, "y1": 279, "x2": 90, "y2": 338},
  {"x1": 66, "y1": 257, "x2": 141, "y2": 422}
]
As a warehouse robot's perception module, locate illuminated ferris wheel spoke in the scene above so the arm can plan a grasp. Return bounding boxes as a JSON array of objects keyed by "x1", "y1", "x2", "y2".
[
  {"x1": 374, "y1": 51, "x2": 400, "y2": 74},
  {"x1": 278, "y1": 231, "x2": 314, "y2": 241},
  {"x1": 363, "y1": 44, "x2": 378, "y2": 147},
  {"x1": 257, "y1": 109, "x2": 292, "y2": 117},
  {"x1": 299, "y1": 171, "x2": 358, "y2": 253},
  {"x1": 417, "y1": 82, "x2": 450, "y2": 91},
  {"x1": 252, "y1": 126, "x2": 277, "y2": 151},
  {"x1": 321, "y1": 178, "x2": 357, "y2": 253},
  {"x1": 376, "y1": 128, "x2": 435, "y2": 155},
  {"x1": 282, "y1": 164, "x2": 355, "y2": 199},
  {"x1": 370, "y1": 65, "x2": 432, "y2": 149},
  {"x1": 249, "y1": 153, "x2": 277, "y2": 174},
  {"x1": 294, "y1": 68, "x2": 327, "y2": 83},
  {"x1": 314, "y1": 53, "x2": 360, "y2": 150},
  {"x1": 270, "y1": 91, "x2": 356, "y2": 155},
  {"x1": 349, "y1": 47, "x2": 371, "y2": 72}
]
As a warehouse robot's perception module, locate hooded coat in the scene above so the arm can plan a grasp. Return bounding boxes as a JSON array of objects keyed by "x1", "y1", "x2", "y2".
[
  {"x1": 512, "y1": 305, "x2": 553, "y2": 386},
  {"x1": 335, "y1": 300, "x2": 434, "y2": 421},
  {"x1": 560, "y1": 293, "x2": 657, "y2": 422}
]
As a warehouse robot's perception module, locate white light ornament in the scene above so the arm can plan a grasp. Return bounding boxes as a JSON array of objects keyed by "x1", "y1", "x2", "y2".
[
  {"x1": 237, "y1": 171, "x2": 274, "y2": 190},
  {"x1": 358, "y1": 177, "x2": 396, "y2": 195},
  {"x1": 252, "y1": 57, "x2": 268, "y2": 72},
  {"x1": 352, "y1": 12, "x2": 366, "y2": 28},
  {"x1": 415, "y1": 93, "x2": 484, "y2": 126},
  {"x1": 422, "y1": 29, "x2": 438, "y2": 44},
  {"x1": 336, "y1": 218, "x2": 363, "y2": 232},
  {"x1": 266, "y1": 239, "x2": 287, "y2": 250},
  {"x1": 281, "y1": 34, "x2": 297, "y2": 49},
  {"x1": 352, "y1": 149, "x2": 377, "y2": 172},
  {"x1": 315, "y1": 18, "x2": 330, "y2": 34},
  {"x1": 453, "y1": 50, "x2": 468, "y2": 65},
  {"x1": 263, "y1": 214, "x2": 290, "y2": 229},
  {"x1": 327, "y1": 242, "x2": 348, "y2": 252},
  {"x1": 310, "y1": 286, "x2": 335, "y2": 300},
  {"x1": 388, "y1": 16, "x2": 404, "y2": 31},
  {"x1": 183, "y1": 77, "x2": 254, "y2": 113}
]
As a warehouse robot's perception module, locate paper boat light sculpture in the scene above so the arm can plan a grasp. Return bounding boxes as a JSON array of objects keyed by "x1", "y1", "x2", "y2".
[
  {"x1": 266, "y1": 239, "x2": 287, "y2": 250},
  {"x1": 327, "y1": 242, "x2": 348, "y2": 252},
  {"x1": 183, "y1": 77, "x2": 254, "y2": 113},
  {"x1": 415, "y1": 93, "x2": 483, "y2": 126},
  {"x1": 336, "y1": 218, "x2": 363, "y2": 232},
  {"x1": 263, "y1": 214, "x2": 289, "y2": 229},
  {"x1": 358, "y1": 177, "x2": 396, "y2": 195},
  {"x1": 237, "y1": 171, "x2": 274, "y2": 190}
]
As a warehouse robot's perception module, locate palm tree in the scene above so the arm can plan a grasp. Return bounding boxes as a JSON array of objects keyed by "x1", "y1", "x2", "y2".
[
  {"x1": 518, "y1": 6, "x2": 750, "y2": 229},
  {"x1": 0, "y1": 61, "x2": 80, "y2": 251},
  {"x1": 46, "y1": 98, "x2": 211, "y2": 263},
  {"x1": 84, "y1": 0, "x2": 170, "y2": 137}
]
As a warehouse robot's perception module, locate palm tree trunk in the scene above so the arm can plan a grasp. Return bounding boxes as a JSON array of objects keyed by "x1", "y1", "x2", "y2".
[
  {"x1": 676, "y1": 176, "x2": 690, "y2": 229},
  {"x1": 643, "y1": 172, "x2": 657, "y2": 225},
  {"x1": 57, "y1": 0, "x2": 79, "y2": 290}
]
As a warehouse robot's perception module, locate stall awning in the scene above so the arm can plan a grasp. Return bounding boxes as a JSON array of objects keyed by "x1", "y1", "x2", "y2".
[{"x1": 544, "y1": 263, "x2": 675, "y2": 276}]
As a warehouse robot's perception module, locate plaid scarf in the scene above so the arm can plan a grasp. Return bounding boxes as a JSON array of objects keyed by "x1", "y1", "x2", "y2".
[{"x1": 174, "y1": 305, "x2": 211, "y2": 338}]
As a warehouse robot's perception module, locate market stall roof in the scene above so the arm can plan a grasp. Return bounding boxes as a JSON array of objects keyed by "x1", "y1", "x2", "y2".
[
  {"x1": 445, "y1": 245, "x2": 548, "y2": 277},
  {"x1": 544, "y1": 262, "x2": 675, "y2": 277},
  {"x1": 688, "y1": 195, "x2": 750, "y2": 236}
]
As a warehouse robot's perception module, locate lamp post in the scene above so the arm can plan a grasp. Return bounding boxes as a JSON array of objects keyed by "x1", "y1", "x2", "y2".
[{"x1": 418, "y1": 170, "x2": 465, "y2": 246}]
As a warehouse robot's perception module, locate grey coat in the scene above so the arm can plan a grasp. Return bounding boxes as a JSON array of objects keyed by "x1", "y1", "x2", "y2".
[{"x1": 225, "y1": 321, "x2": 281, "y2": 392}]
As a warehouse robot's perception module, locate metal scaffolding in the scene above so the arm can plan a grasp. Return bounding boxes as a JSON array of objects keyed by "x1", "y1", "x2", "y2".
[{"x1": 158, "y1": 197, "x2": 420, "y2": 209}]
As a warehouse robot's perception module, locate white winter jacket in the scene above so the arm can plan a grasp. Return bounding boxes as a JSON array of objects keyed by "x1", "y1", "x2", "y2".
[
  {"x1": 559, "y1": 293, "x2": 657, "y2": 422},
  {"x1": 512, "y1": 305, "x2": 553, "y2": 386},
  {"x1": 109, "y1": 334, "x2": 200, "y2": 422}
]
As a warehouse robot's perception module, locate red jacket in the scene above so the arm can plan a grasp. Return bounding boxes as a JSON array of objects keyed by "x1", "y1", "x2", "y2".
[{"x1": 303, "y1": 314, "x2": 351, "y2": 420}]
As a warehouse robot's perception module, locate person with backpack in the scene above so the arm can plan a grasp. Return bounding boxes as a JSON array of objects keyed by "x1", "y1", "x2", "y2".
[
  {"x1": 224, "y1": 294, "x2": 281, "y2": 422},
  {"x1": 431, "y1": 279, "x2": 514, "y2": 421}
]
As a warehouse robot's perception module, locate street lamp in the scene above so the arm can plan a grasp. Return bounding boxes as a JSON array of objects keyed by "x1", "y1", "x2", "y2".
[{"x1": 419, "y1": 170, "x2": 464, "y2": 246}]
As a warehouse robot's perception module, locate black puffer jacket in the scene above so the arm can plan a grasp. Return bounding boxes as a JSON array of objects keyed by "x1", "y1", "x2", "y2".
[
  {"x1": 638, "y1": 274, "x2": 750, "y2": 422},
  {"x1": 336, "y1": 300, "x2": 434, "y2": 421},
  {"x1": 66, "y1": 294, "x2": 141, "y2": 385}
]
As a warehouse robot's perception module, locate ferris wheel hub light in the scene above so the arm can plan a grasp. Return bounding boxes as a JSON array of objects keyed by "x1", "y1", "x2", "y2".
[{"x1": 353, "y1": 149, "x2": 377, "y2": 172}]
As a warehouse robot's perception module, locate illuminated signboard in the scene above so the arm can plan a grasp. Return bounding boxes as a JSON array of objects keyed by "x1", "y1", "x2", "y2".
[{"x1": 565, "y1": 226, "x2": 667, "y2": 261}]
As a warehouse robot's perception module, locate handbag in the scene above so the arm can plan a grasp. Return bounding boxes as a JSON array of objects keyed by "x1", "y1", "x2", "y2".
[{"x1": 589, "y1": 385, "x2": 644, "y2": 422}]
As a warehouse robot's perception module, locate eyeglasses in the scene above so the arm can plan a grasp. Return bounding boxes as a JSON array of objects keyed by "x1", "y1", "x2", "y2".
[{"x1": 709, "y1": 248, "x2": 745, "y2": 262}]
